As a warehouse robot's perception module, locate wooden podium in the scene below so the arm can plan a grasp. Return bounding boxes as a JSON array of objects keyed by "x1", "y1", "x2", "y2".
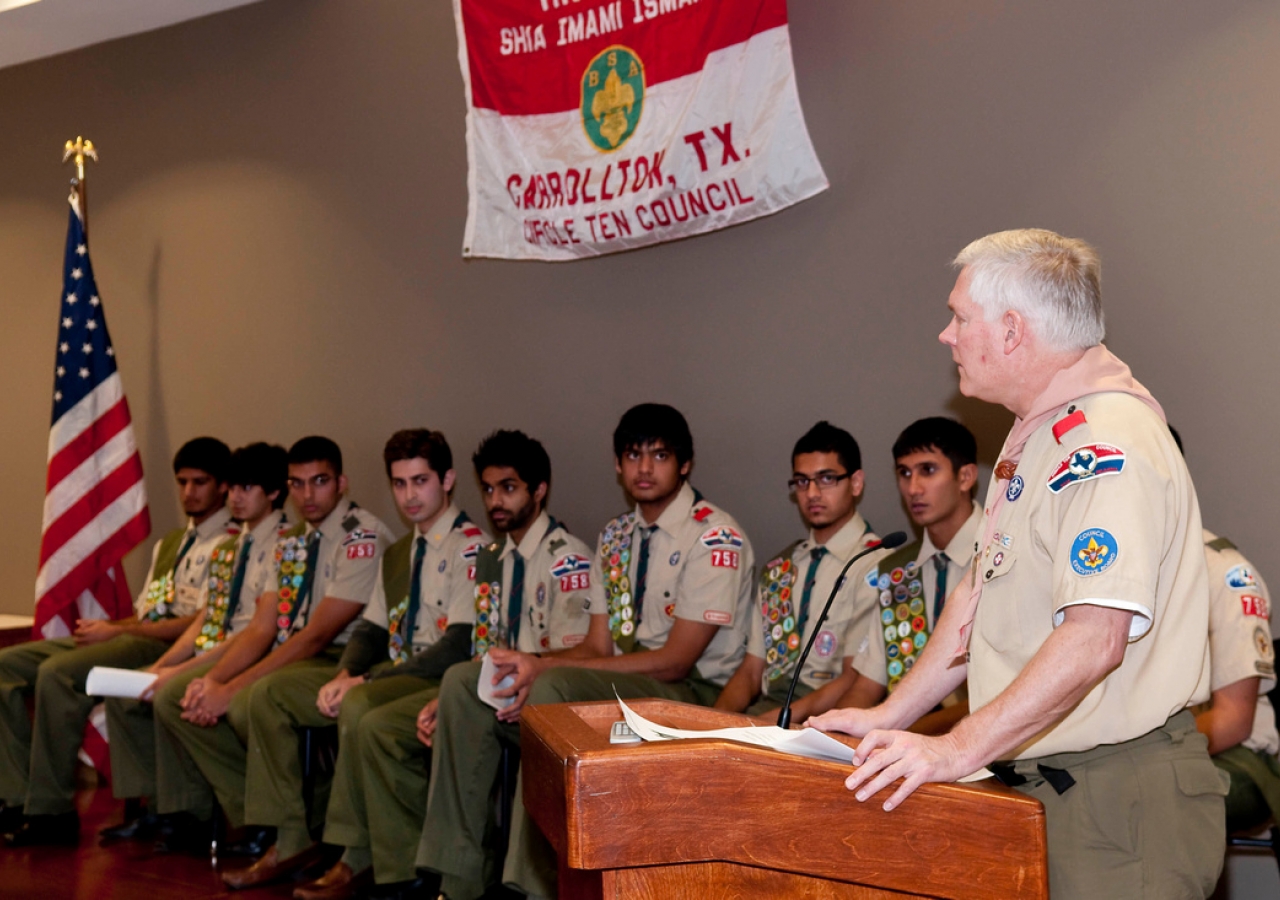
[{"x1": 521, "y1": 699, "x2": 1048, "y2": 899}]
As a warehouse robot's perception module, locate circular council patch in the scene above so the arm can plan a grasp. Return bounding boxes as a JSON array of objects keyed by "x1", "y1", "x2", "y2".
[
  {"x1": 1070, "y1": 527, "x2": 1119, "y2": 577},
  {"x1": 581, "y1": 46, "x2": 644, "y2": 152}
]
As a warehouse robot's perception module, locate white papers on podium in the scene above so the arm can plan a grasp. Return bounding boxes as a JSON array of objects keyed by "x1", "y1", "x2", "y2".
[
  {"x1": 614, "y1": 694, "x2": 855, "y2": 764},
  {"x1": 613, "y1": 695, "x2": 994, "y2": 782},
  {"x1": 477, "y1": 653, "x2": 516, "y2": 710},
  {"x1": 85, "y1": 666, "x2": 158, "y2": 700}
]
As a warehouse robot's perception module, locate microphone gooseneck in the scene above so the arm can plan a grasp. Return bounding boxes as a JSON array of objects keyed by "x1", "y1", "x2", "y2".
[{"x1": 775, "y1": 531, "x2": 909, "y2": 730}]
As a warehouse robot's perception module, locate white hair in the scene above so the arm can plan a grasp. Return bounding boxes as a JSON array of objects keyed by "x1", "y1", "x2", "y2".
[{"x1": 954, "y1": 229, "x2": 1105, "y2": 351}]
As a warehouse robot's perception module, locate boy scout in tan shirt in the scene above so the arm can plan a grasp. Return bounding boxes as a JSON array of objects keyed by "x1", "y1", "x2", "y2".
[
  {"x1": 715, "y1": 422, "x2": 883, "y2": 723},
  {"x1": 0, "y1": 437, "x2": 232, "y2": 846},
  {"x1": 416, "y1": 429, "x2": 592, "y2": 900}
]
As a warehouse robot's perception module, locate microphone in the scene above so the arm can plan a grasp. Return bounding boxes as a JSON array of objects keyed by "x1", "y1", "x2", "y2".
[{"x1": 775, "y1": 530, "x2": 909, "y2": 730}]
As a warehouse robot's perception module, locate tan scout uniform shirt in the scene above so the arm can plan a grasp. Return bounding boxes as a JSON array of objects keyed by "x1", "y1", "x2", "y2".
[
  {"x1": 1203, "y1": 530, "x2": 1279, "y2": 756},
  {"x1": 585, "y1": 483, "x2": 756, "y2": 687},
  {"x1": 493, "y1": 511, "x2": 591, "y2": 653},
  {"x1": 852, "y1": 502, "x2": 982, "y2": 688},
  {"x1": 135, "y1": 507, "x2": 235, "y2": 619},
  {"x1": 747, "y1": 514, "x2": 881, "y2": 697},
  {"x1": 288, "y1": 499, "x2": 393, "y2": 646},
  {"x1": 968, "y1": 392, "x2": 1212, "y2": 760},
  {"x1": 225, "y1": 510, "x2": 294, "y2": 636},
  {"x1": 362, "y1": 505, "x2": 490, "y2": 654}
]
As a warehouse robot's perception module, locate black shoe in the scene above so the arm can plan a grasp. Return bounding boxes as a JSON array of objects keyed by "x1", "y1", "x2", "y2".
[
  {"x1": 0, "y1": 804, "x2": 26, "y2": 838},
  {"x1": 219, "y1": 825, "x2": 275, "y2": 858},
  {"x1": 5, "y1": 811, "x2": 80, "y2": 847},
  {"x1": 99, "y1": 809, "x2": 161, "y2": 843},
  {"x1": 152, "y1": 813, "x2": 214, "y2": 855}
]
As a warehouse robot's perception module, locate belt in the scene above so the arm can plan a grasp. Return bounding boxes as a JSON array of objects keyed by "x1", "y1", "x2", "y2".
[{"x1": 989, "y1": 761, "x2": 1077, "y2": 796}]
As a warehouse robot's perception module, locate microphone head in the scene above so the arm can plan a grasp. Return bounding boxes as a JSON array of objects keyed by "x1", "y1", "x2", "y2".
[{"x1": 878, "y1": 531, "x2": 909, "y2": 550}]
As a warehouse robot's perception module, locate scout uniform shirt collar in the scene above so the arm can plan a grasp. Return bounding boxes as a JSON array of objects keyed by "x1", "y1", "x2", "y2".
[
  {"x1": 804, "y1": 512, "x2": 871, "y2": 561},
  {"x1": 503, "y1": 509, "x2": 552, "y2": 561},
  {"x1": 420, "y1": 503, "x2": 463, "y2": 549},
  {"x1": 920, "y1": 500, "x2": 982, "y2": 569},
  {"x1": 247, "y1": 508, "x2": 290, "y2": 547},
  {"x1": 639, "y1": 481, "x2": 697, "y2": 534},
  {"x1": 193, "y1": 506, "x2": 234, "y2": 541},
  {"x1": 308, "y1": 498, "x2": 357, "y2": 543}
]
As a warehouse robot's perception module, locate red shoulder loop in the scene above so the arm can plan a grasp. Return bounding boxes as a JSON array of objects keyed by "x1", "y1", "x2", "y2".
[
  {"x1": 692, "y1": 506, "x2": 713, "y2": 523},
  {"x1": 1052, "y1": 409, "x2": 1087, "y2": 444}
]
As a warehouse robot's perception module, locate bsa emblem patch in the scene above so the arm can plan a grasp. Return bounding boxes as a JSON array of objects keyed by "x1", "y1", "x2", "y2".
[
  {"x1": 1227, "y1": 565, "x2": 1259, "y2": 590},
  {"x1": 1070, "y1": 528, "x2": 1119, "y2": 577},
  {"x1": 1006, "y1": 475, "x2": 1024, "y2": 502},
  {"x1": 700, "y1": 526, "x2": 743, "y2": 549},
  {"x1": 1047, "y1": 444, "x2": 1126, "y2": 493},
  {"x1": 582, "y1": 46, "x2": 644, "y2": 152},
  {"x1": 1255, "y1": 627, "x2": 1274, "y2": 660}
]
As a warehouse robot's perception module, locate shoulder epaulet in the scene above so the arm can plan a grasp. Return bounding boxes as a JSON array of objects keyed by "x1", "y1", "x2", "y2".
[
  {"x1": 1206, "y1": 536, "x2": 1238, "y2": 554},
  {"x1": 692, "y1": 505, "x2": 714, "y2": 523},
  {"x1": 342, "y1": 513, "x2": 362, "y2": 533},
  {"x1": 452, "y1": 511, "x2": 483, "y2": 538},
  {"x1": 1052, "y1": 405, "x2": 1088, "y2": 444},
  {"x1": 547, "y1": 536, "x2": 567, "y2": 554}
]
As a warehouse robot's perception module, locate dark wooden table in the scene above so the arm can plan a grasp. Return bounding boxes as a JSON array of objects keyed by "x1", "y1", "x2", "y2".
[{"x1": 521, "y1": 698, "x2": 1048, "y2": 899}]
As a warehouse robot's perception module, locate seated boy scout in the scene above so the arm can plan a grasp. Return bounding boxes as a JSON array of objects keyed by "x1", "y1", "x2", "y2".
[
  {"x1": 154, "y1": 435, "x2": 392, "y2": 888},
  {"x1": 0, "y1": 436, "x2": 232, "y2": 846},
  {"x1": 292, "y1": 429, "x2": 489, "y2": 900},
  {"x1": 99, "y1": 442, "x2": 290, "y2": 850},
  {"x1": 413, "y1": 429, "x2": 593, "y2": 900},
  {"x1": 838, "y1": 417, "x2": 981, "y2": 732},
  {"x1": 418, "y1": 404, "x2": 755, "y2": 900},
  {"x1": 714, "y1": 421, "x2": 884, "y2": 723},
  {"x1": 1171, "y1": 428, "x2": 1280, "y2": 833}
]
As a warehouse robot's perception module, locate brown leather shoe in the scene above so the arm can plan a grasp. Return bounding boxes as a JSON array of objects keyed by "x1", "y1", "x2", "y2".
[
  {"x1": 221, "y1": 843, "x2": 324, "y2": 890},
  {"x1": 293, "y1": 861, "x2": 375, "y2": 900}
]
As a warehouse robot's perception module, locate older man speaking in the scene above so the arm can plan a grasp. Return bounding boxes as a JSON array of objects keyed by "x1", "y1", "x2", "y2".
[{"x1": 810, "y1": 229, "x2": 1226, "y2": 898}]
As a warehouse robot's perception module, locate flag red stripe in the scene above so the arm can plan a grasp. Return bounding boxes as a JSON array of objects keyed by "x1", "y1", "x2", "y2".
[
  {"x1": 34, "y1": 507, "x2": 150, "y2": 628},
  {"x1": 461, "y1": 0, "x2": 788, "y2": 116},
  {"x1": 38, "y1": 451, "x2": 145, "y2": 568},
  {"x1": 45, "y1": 398, "x2": 132, "y2": 490}
]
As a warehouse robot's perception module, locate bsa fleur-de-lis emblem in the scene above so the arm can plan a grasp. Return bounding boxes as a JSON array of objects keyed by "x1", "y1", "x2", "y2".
[
  {"x1": 581, "y1": 46, "x2": 645, "y2": 152},
  {"x1": 1077, "y1": 537, "x2": 1109, "y2": 569}
]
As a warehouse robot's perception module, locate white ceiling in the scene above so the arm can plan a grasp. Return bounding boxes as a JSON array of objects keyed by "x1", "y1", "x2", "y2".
[{"x1": 0, "y1": 0, "x2": 264, "y2": 71}]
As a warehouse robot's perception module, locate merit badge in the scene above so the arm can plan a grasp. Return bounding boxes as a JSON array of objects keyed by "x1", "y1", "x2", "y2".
[
  {"x1": 1226, "y1": 565, "x2": 1259, "y2": 590},
  {"x1": 1070, "y1": 528, "x2": 1119, "y2": 577},
  {"x1": 1047, "y1": 444, "x2": 1126, "y2": 493},
  {"x1": 1006, "y1": 475, "x2": 1025, "y2": 502}
]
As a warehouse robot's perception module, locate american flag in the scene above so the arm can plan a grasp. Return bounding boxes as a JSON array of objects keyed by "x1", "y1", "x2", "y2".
[{"x1": 34, "y1": 188, "x2": 150, "y2": 639}]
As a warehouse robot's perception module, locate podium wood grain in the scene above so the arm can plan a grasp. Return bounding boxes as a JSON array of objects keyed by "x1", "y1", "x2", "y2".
[{"x1": 521, "y1": 699, "x2": 1048, "y2": 900}]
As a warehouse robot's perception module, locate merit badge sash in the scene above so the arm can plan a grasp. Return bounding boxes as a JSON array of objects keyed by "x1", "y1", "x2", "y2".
[
  {"x1": 195, "y1": 534, "x2": 241, "y2": 653},
  {"x1": 874, "y1": 542, "x2": 926, "y2": 692},
  {"x1": 472, "y1": 539, "x2": 507, "y2": 656},
  {"x1": 599, "y1": 511, "x2": 640, "y2": 651},
  {"x1": 273, "y1": 522, "x2": 310, "y2": 645},
  {"x1": 453, "y1": 0, "x2": 827, "y2": 260},
  {"x1": 138, "y1": 528, "x2": 189, "y2": 621},
  {"x1": 759, "y1": 541, "x2": 803, "y2": 683}
]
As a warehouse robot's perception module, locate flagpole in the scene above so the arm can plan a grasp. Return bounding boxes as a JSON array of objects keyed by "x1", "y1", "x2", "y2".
[{"x1": 62, "y1": 136, "x2": 97, "y2": 237}]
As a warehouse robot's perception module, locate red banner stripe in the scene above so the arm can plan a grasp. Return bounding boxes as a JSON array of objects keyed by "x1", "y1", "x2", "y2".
[
  {"x1": 34, "y1": 507, "x2": 150, "y2": 625},
  {"x1": 38, "y1": 452, "x2": 146, "y2": 568},
  {"x1": 45, "y1": 398, "x2": 133, "y2": 491},
  {"x1": 462, "y1": 0, "x2": 788, "y2": 116}
]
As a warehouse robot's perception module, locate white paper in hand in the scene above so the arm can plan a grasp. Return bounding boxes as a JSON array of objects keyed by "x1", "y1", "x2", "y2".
[
  {"x1": 477, "y1": 653, "x2": 516, "y2": 710},
  {"x1": 85, "y1": 666, "x2": 158, "y2": 700}
]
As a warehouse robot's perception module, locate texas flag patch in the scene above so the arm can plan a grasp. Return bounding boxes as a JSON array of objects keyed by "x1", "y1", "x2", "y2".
[
  {"x1": 551, "y1": 553, "x2": 592, "y2": 592},
  {"x1": 1047, "y1": 444, "x2": 1126, "y2": 493}
]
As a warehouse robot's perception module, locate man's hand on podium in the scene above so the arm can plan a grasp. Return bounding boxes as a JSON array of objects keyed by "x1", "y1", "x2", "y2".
[{"x1": 841, "y1": 729, "x2": 972, "y2": 812}]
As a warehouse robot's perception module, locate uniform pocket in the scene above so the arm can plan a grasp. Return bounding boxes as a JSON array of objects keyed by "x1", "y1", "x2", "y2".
[{"x1": 1173, "y1": 757, "x2": 1230, "y2": 798}]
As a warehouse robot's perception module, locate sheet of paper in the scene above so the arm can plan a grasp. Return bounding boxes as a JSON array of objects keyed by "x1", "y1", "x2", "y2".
[
  {"x1": 477, "y1": 653, "x2": 516, "y2": 710},
  {"x1": 614, "y1": 694, "x2": 995, "y2": 780},
  {"x1": 85, "y1": 666, "x2": 158, "y2": 700}
]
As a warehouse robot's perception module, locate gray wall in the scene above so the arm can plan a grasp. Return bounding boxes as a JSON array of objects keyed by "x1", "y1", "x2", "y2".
[{"x1": 1, "y1": 0, "x2": 1277, "y2": 615}]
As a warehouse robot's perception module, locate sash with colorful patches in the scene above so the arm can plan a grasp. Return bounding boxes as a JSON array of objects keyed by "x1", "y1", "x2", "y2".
[
  {"x1": 872, "y1": 541, "x2": 927, "y2": 692},
  {"x1": 272, "y1": 522, "x2": 310, "y2": 645},
  {"x1": 599, "y1": 511, "x2": 640, "y2": 651},
  {"x1": 758, "y1": 541, "x2": 803, "y2": 682},
  {"x1": 195, "y1": 534, "x2": 242, "y2": 653},
  {"x1": 138, "y1": 528, "x2": 191, "y2": 621},
  {"x1": 387, "y1": 511, "x2": 474, "y2": 663},
  {"x1": 472, "y1": 519, "x2": 564, "y2": 655}
]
